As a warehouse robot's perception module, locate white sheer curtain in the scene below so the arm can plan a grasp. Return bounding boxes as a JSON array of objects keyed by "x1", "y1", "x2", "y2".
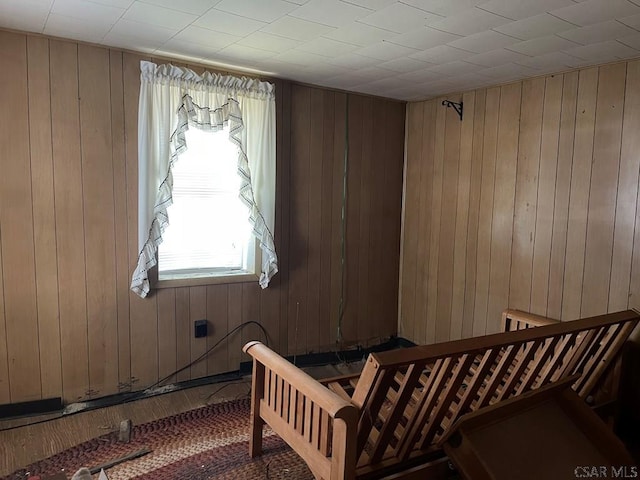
[{"x1": 131, "y1": 61, "x2": 278, "y2": 298}]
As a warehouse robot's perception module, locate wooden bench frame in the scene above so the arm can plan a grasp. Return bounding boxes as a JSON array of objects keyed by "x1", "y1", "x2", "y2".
[{"x1": 244, "y1": 309, "x2": 639, "y2": 480}]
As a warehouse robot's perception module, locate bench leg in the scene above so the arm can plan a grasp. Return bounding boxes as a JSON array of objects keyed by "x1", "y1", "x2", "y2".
[{"x1": 249, "y1": 359, "x2": 266, "y2": 457}]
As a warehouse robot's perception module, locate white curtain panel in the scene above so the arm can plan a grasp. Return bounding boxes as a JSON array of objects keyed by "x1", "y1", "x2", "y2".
[{"x1": 130, "y1": 61, "x2": 278, "y2": 298}]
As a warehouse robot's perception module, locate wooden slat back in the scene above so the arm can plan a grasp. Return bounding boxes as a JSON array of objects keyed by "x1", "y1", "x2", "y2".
[{"x1": 352, "y1": 310, "x2": 639, "y2": 473}]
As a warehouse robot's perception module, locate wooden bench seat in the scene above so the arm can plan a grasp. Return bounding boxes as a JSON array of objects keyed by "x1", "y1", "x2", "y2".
[{"x1": 243, "y1": 309, "x2": 639, "y2": 480}]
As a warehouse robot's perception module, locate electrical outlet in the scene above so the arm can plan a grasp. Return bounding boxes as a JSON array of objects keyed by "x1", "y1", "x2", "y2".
[{"x1": 194, "y1": 319, "x2": 208, "y2": 338}]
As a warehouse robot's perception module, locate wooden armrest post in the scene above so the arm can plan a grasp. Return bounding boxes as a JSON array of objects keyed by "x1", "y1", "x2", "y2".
[
  {"x1": 249, "y1": 354, "x2": 266, "y2": 457},
  {"x1": 330, "y1": 406, "x2": 358, "y2": 480}
]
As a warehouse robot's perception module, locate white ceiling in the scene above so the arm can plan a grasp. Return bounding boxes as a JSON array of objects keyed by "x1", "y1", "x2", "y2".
[{"x1": 3, "y1": 0, "x2": 640, "y2": 101}]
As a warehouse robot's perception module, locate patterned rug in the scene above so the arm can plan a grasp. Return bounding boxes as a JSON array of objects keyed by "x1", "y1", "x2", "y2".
[{"x1": 3, "y1": 398, "x2": 313, "y2": 480}]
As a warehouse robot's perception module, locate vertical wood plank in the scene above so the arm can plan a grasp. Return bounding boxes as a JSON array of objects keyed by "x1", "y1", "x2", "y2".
[
  {"x1": 548, "y1": 72, "x2": 578, "y2": 320},
  {"x1": 450, "y1": 92, "x2": 475, "y2": 341},
  {"x1": 124, "y1": 52, "x2": 158, "y2": 391},
  {"x1": 357, "y1": 96, "x2": 373, "y2": 344},
  {"x1": 228, "y1": 284, "x2": 243, "y2": 370},
  {"x1": 189, "y1": 286, "x2": 207, "y2": 378},
  {"x1": 343, "y1": 94, "x2": 363, "y2": 345},
  {"x1": 487, "y1": 82, "x2": 521, "y2": 333},
  {"x1": 610, "y1": 61, "x2": 640, "y2": 311},
  {"x1": 462, "y1": 90, "x2": 486, "y2": 339},
  {"x1": 241, "y1": 283, "x2": 262, "y2": 363},
  {"x1": 78, "y1": 44, "x2": 118, "y2": 398},
  {"x1": 436, "y1": 100, "x2": 461, "y2": 342},
  {"x1": 581, "y1": 63, "x2": 626, "y2": 317},
  {"x1": 413, "y1": 101, "x2": 436, "y2": 345},
  {"x1": 381, "y1": 101, "x2": 405, "y2": 341},
  {"x1": 306, "y1": 88, "x2": 323, "y2": 351},
  {"x1": 207, "y1": 284, "x2": 229, "y2": 375},
  {"x1": 157, "y1": 288, "x2": 177, "y2": 383},
  {"x1": 330, "y1": 93, "x2": 347, "y2": 348},
  {"x1": 27, "y1": 35, "x2": 62, "y2": 400},
  {"x1": 288, "y1": 85, "x2": 310, "y2": 355},
  {"x1": 509, "y1": 78, "x2": 544, "y2": 312},
  {"x1": 473, "y1": 87, "x2": 500, "y2": 337},
  {"x1": 0, "y1": 227, "x2": 7, "y2": 403},
  {"x1": 425, "y1": 102, "x2": 446, "y2": 344},
  {"x1": 50, "y1": 39, "x2": 89, "y2": 402},
  {"x1": 530, "y1": 75, "x2": 562, "y2": 316},
  {"x1": 399, "y1": 102, "x2": 424, "y2": 340},
  {"x1": 0, "y1": 32, "x2": 41, "y2": 401},
  {"x1": 275, "y1": 79, "x2": 291, "y2": 355},
  {"x1": 175, "y1": 287, "x2": 190, "y2": 382},
  {"x1": 109, "y1": 49, "x2": 132, "y2": 393},
  {"x1": 562, "y1": 67, "x2": 598, "y2": 321},
  {"x1": 319, "y1": 89, "x2": 335, "y2": 350}
]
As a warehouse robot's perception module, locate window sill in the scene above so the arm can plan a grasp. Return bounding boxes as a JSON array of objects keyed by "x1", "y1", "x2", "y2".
[{"x1": 155, "y1": 271, "x2": 259, "y2": 289}]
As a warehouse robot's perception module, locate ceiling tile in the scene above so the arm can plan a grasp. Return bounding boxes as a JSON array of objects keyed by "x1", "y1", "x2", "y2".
[
  {"x1": 326, "y1": 52, "x2": 381, "y2": 68},
  {"x1": 355, "y1": 40, "x2": 420, "y2": 60},
  {"x1": 358, "y1": 2, "x2": 442, "y2": 33},
  {"x1": 508, "y1": 34, "x2": 581, "y2": 56},
  {"x1": 388, "y1": 27, "x2": 460, "y2": 49},
  {"x1": 213, "y1": 44, "x2": 277, "y2": 63},
  {"x1": 428, "y1": 7, "x2": 511, "y2": 35},
  {"x1": 172, "y1": 26, "x2": 241, "y2": 49},
  {"x1": 90, "y1": 0, "x2": 134, "y2": 8},
  {"x1": 466, "y1": 48, "x2": 529, "y2": 67},
  {"x1": 160, "y1": 38, "x2": 224, "y2": 59},
  {"x1": 214, "y1": 0, "x2": 296, "y2": 23},
  {"x1": 379, "y1": 57, "x2": 431, "y2": 72},
  {"x1": 44, "y1": 13, "x2": 111, "y2": 42},
  {"x1": 493, "y1": 13, "x2": 576, "y2": 41},
  {"x1": 550, "y1": 0, "x2": 640, "y2": 27},
  {"x1": 321, "y1": 73, "x2": 374, "y2": 89},
  {"x1": 619, "y1": 12, "x2": 640, "y2": 29},
  {"x1": 272, "y1": 48, "x2": 331, "y2": 66},
  {"x1": 396, "y1": 67, "x2": 444, "y2": 82},
  {"x1": 236, "y1": 31, "x2": 301, "y2": 52},
  {"x1": 322, "y1": 22, "x2": 396, "y2": 46},
  {"x1": 52, "y1": 0, "x2": 125, "y2": 23},
  {"x1": 618, "y1": 32, "x2": 640, "y2": 49},
  {"x1": 408, "y1": 44, "x2": 473, "y2": 63},
  {"x1": 447, "y1": 30, "x2": 517, "y2": 53},
  {"x1": 260, "y1": 15, "x2": 335, "y2": 41},
  {"x1": 345, "y1": 0, "x2": 396, "y2": 8},
  {"x1": 563, "y1": 39, "x2": 640, "y2": 60},
  {"x1": 479, "y1": 62, "x2": 538, "y2": 80},
  {"x1": 557, "y1": 20, "x2": 638, "y2": 44},
  {"x1": 478, "y1": 0, "x2": 575, "y2": 20},
  {"x1": 297, "y1": 37, "x2": 359, "y2": 56},
  {"x1": 194, "y1": 9, "x2": 266, "y2": 36},
  {"x1": 124, "y1": 2, "x2": 197, "y2": 30},
  {"x1": 352, "y1": 65, "x2": 398, "y2": 79},
  {"x1": 0, "y1": 0, "x2": 50, "y2": 32},
  {"x1": 515, "y1": 51, "x2": 578, "y2": 70},
  {"x1": 403, "y1": 0, "x2": 485, "y2": 17},
  {"x1": 136, "y1": 0, "x2": 214, "y2": 15},
  {"x1": 425, "y1": 60, "x2": 481, "y2": 76},
  {"x1": 288, "y1": 0, "x2": 372, "y2": 28},
  {"x1": 107, "y1": 18, "x2": 178, "y2": 44}
]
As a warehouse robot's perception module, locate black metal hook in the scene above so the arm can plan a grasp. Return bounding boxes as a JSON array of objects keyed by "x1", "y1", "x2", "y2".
[{"x1": 442, "y1": 100, "x2": 463, "y2": 121}]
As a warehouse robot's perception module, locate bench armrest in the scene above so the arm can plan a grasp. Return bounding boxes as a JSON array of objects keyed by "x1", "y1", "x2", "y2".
[
  {"x1": 243, "y1": 341, "x2": 359, "y2": 480},
  {"x1": 502, "y1": 309, "x2": 560, "y2": 331}
]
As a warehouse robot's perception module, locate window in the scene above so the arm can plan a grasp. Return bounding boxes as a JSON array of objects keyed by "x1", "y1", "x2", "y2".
[
  {"x1": 157, "y1": 127, "x2": 256, "y2": 283},
  {"x1": 130, "y1": 61, "x2": 278, "y2": 298}
]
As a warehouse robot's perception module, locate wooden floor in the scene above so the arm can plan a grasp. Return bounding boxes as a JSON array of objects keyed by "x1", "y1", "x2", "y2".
[{"x1": 0, "y1": 361, "x2": 363, "y2": 477}]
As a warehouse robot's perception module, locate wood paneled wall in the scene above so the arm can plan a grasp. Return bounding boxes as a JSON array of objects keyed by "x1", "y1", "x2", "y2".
[
  {"x1": 0, "y1": 30, "x2": 405, "y2": 405},
  {"x1": 400, "y1": 59, "x2": 640, "y2": 344}
]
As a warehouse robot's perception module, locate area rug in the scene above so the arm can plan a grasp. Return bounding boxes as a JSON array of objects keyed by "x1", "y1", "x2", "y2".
[{"x1": 3, "y1": 398, "x2": 313, "y2": 480}]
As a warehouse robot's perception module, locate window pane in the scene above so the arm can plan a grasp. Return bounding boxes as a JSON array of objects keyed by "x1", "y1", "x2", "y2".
[{"x1": 158, "y1": 127, "x2": 251, "y2": 276}]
